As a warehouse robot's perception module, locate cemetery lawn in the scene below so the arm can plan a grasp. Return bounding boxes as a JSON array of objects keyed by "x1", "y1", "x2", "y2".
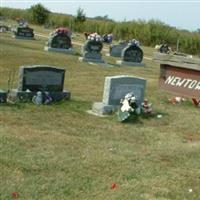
[{"x1": 1, "y1": 28, "x2": 200, "y2": 200}]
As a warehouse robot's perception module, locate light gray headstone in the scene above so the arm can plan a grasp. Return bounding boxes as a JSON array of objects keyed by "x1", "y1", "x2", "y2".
[
  {"x1": 110, "y1": 43, "x2": 127, "y2": 57},
  {"x1": 103, "y1": 75, "x2": 146, "y2": 105},
  {"x1": 92, "y1": 75, "x2": 146, "y2": 115}
]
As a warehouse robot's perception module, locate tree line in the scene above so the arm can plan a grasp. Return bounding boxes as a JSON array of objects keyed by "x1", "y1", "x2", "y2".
[{"x1": 0, "y1": 4, "x2": 199, "y2": 55}]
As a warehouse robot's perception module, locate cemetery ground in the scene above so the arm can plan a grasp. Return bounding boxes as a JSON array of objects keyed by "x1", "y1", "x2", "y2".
[{"x1": 0, "y1": 26, "x2": 200, "y2": 200}]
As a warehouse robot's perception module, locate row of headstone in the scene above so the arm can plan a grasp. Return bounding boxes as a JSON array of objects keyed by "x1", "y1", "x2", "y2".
[
  {"x1": 1, "y1": 65, "x2": 146, "y2": 114},
  {"x1": 11, "y1": 25, "x2": 145, "y2": 66},
  {"x1": 79, "y1": 34, "x2": 145, "y2": 66}
]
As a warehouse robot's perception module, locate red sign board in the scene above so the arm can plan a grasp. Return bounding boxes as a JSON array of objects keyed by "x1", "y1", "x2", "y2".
[{"x1": 159, "y1": 64, "x2": 200, "y2": 98}]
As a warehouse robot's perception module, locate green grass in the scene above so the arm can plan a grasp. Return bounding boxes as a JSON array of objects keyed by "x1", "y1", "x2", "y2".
[{"x1": 0, "y1": 25, "x2": 200, "y2": 200}]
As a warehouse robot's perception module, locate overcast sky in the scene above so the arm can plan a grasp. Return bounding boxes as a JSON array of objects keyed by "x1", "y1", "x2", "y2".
[{"x1": 1, "y1": 0, "x2": 200, "y2": 31}]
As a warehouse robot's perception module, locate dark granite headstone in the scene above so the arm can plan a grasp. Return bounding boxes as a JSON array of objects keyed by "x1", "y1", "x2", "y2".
[
  {"x1": 18, "y1": 66, "x2": 65, "y2": 92},
  {"x1": 0, "y1": 90, "x2": 7, "y2": 103},
  {"x1": 44, "y1": 28, "x2": 73, "y2": 54},
  {"x1": 49, "y1": 33, "x2": 72, "y2": 49},
  {"x1": 79, "y1": 33, "x2": 105, "y2": 63},
  {"x1": 122, "y1": 44, "x2": 143, "y2": 62},
  {"x1": 116, "y1": 42, "x2": 145, "y2": 66},
  {"x1": 14, "y1": 26, "x2": 34, "y2": 39},
  {"x1": 8, "y1": 65, "x2": 70, "y2": 102}
]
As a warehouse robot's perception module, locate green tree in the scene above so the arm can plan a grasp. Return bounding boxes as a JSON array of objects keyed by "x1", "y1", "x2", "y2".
[
  {"x1": 75, "y1": 7, "x2": 86, "y2": 23},
  {"x1": 74, "y1": 7, "x2": 86, "y2": 32},
  {"x1": 30, "y1": 3, "x2": 50, "y2": 25}
]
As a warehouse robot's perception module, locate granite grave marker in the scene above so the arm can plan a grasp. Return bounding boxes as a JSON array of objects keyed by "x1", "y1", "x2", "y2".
[
  {"x1": 44, "y1": 27, "x2": 74, "y2": 54},
  {"x1": 13, "y1": 25, "x2": 34, "y2": 39},
  {"x1": 79, "y1": 33, "x2": 105, "y2": 63},
  {"x1": 108, "y1": 41, "x2": 127, "y2": 57},
  {"x1": 8, "y1": 65, "x2": 71, "y2": 102},
  {"x1": 92, "y1": 75, "x2": 146, "y2": 115},
  {"x1": 116, "y1": 39, "x2": 145, "y2": 66}
]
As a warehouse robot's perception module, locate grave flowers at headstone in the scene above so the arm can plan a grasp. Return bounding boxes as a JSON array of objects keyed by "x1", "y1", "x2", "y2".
[
  {"x1": 44, "y1": 27, "x2": 74, "y2": 54},
  {"x1": 8, "y1": 65, "x2": 71, "y2": 103},
  {"x1": 118, "y1": 92, "x2": 140, "y2": 122},
  {"x1": 116, "y1": 39, "x2": 145, "y2": 66},
  {"x1": 79, "y1": 33, "x2": 105, "y2": 63},
  {"x1": 118, "y1": 94, "x2": 153, "y2": 122}
]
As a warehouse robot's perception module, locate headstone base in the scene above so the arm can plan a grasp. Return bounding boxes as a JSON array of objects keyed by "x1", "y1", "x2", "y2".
[
  {"x1": 92, "y1": 102, "x2": 119, "y2": 115},
  {"x1": 13, "y1": 35, "x2": 35, "y2": 40},
  {"x1": 0, "y1": 90, "x2": 7, "y2": 103},
  {"x1": 8, "y1": 89, "x2": 70, "y2": 102},
  {"x1": 79, "y1": 57, "x2": 105, "y2": 63},
  {"x1": 44, "y1": 46, "x2": 74, "y2": 54},
  {"x1": 116, "y1": 60, "x2": 145, "y2": 67}
]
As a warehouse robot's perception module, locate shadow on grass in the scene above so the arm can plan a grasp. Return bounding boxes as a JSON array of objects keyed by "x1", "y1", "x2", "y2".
[
  {"x1": 0, "y1": 102, "x2": 26, "y2": 110},
  {"x1": 0, "y1": 99, "x2": 91, "y2": 114},
  {"x1": 116, "y1": 109, "x2": 170, "y2": 125}
]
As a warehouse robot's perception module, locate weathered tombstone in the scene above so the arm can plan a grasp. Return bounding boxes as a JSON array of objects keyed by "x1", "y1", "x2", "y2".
[
  {"x1": 13, "y1": 25, "x2": 34, "y2": 39},
  {"x1": 153, "y1": 52, "x2": 200, "y2": 98},
  {"x1": 92, "y1": 75, "x2": 146, "y2": 115},
  {"x1": 44, "y1": 27, "x2": 74, "y2": 54},
  {"x1": 8, "y1": 65, "x2": 70, "y2": 102},
  {"x1": 79, "y1": 33, "x2": 105, "y2": 63},
  {"x1": 0, "y1": 90, "x2": 7, "y2": 103},
  {"x1": 116, "y1": 39, "x2": 145, "y2": 66},
  {"x1": 108, "y1": 41, "x2": 127, "y2": 57}
]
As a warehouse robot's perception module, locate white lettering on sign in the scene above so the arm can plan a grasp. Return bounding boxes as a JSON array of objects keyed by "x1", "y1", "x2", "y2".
[
  {"x1": 165, "y1": 76, "x2": 200, "y2": 91},
  {"x1": 195, "y1": 82, "x2": 200, "y2": 90}
]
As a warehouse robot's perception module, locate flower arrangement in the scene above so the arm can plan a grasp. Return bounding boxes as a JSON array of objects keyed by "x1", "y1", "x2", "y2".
[
  {"x1": 129, "y1": 39, "x2": 140, "y2": 47},
  {"x1": 118, "y1": 92, "x2": 153, "y2": 122},
  {"x1": 54, "y1": 27, "x2": 72, "y2": 37},
  {"x1": 87, "y1": 32, "x2": 102, "y2": 42},
  {"x1": 118, "y1": 92, "x2": 139, "y2": 122}
]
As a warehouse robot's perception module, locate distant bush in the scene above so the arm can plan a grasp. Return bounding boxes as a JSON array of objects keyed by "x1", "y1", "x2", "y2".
[{"x1": 29, "y1": 3, "x2": 50, "y2": 25}]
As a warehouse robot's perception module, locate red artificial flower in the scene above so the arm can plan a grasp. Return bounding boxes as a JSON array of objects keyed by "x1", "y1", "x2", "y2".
[
  {"x1": 12, "y1": 192, "x2": 19, "y2": 199},
  {"x1": 111, "y1": 183, "x2": 117, "y2": 189},
  {"x1": 192, "y1": 98, "x2": 200, "y2": 106}
]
